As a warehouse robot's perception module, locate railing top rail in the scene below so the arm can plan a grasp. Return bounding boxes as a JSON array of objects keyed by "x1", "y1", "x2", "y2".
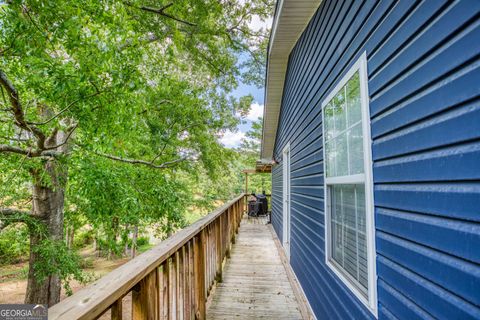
[{"x1": 49, "y1": 193, "x2": 245, "y2": 320}]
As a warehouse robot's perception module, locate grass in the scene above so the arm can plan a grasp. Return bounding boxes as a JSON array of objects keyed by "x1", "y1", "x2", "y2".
[
  {"x1": 0, "y1": 264, "x2": 28, "y2": 283},
  {"x1": 137, "y1": 243, "x2": 155, "y2": 254}
]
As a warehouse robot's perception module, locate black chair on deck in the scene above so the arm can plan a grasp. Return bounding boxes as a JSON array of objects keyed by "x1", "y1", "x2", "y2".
[{"x1": 256, "y1": 194, "x2": 268, "y2": 216}]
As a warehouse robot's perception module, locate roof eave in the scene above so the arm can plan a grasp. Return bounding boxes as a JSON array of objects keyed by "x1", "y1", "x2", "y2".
[{"x1": 261, "y1": 0, "x2": 323, "y2": 160}]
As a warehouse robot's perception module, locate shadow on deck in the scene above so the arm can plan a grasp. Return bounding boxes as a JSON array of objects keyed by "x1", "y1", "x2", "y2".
[{"x1": 207, "y1": 216, "x2": 303, "y2": 319}]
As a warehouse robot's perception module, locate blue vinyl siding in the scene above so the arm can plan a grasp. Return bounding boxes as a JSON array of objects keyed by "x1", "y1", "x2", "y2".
[{"x1": 270, "y1": 0, "x2": 480, "y2": 319}]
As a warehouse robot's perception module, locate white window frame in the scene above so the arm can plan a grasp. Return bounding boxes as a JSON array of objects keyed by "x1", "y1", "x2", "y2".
[{"x1": 321, "y1": 52, "x2": 377, "y2": 317}]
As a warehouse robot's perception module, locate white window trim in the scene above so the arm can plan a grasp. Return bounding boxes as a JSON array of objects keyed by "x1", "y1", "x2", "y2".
[
  {"x1": 321, "y1": 52, "x2": 377, "y2": 317},
  {"x1": 282, "y1": 142, "x2": 291, "y2": 260}
]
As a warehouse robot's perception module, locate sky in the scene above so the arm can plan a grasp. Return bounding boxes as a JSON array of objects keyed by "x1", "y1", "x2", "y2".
[
  {"x1": 219, "y1": 84, "x2": 264, "y2": 148},
  {"x1": 218, "y1": 14, "x2": 273, "y2": 149}
]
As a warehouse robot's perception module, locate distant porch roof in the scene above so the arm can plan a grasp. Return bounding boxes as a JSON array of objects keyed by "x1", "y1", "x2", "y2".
[{"x1": 242, "y1": 160, "x2": 275, "y2": 174}]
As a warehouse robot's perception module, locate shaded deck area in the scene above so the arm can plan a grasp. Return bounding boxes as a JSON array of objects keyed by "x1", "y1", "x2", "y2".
[{"x1": 207, "y1": 216, "x2": 303, "y2": 319}]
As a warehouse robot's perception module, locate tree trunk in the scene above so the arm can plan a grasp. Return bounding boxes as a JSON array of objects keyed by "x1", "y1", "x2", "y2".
[
  {"x1": 93, "y1": 231, "x2": 98, "y2": 255},
  {"x1": 25, "y1": 164, "x2": 65, "y2": 305},
  {"x1": 123, "y1": 224, "x2": 130, "y2": 257},
  {"x1": 124, "y1": 241, "x2": 129, "y2": 257},
  {"x1": 25, "y1": 130, "x2": 68, "y2": 306},
  {"x1": 68, "y1": 226, "x2": 74, "y2": 250},
  {"x1": 65, "y1": 226, "x2": 74, "y2": 249},
  {"x1": 107, "y1": 217, "x2": 119, "y2": 260},
  {"x1": 131, "y1": 225, "x2": 138, "y2": 258}
]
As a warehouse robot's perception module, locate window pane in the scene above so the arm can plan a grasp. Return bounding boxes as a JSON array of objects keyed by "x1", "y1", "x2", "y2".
[
  {"x1": 330, "y1": 184, "x2": 368, "y2": 296},
  {"x1": 324, "y1": 103, "x2": 335, "y2": 141},
  {"x1": 348, "y1": 123, "x2": 364, "y2": 175},
  {"x1": 326, "y1": 140, "x2": 336, "y2": 177},
  {"x1": 333, "y1": 91, "x2": 346, "y2": 135},
  {"x1": 347, "y1": 72, "x2": 361, "y2": 127},
  {"x1": 331, "y1": 186, "x2": 343, "y2": 263},
  {"x1": 335, "y1": 133, "x2": 348, "y2": 177},
  {"x1": 324, "y1": 70, "x2": 365, "y2": 179}
]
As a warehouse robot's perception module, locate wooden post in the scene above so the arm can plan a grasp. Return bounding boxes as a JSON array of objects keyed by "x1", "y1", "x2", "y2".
[
  {"x1": 226, "y1": 208, "x2": 231, "y2": 258},
  {"x1": 189, "y1": 240, "x2": 195, "y2": 319},
  {"x1": 206, "y1": 226, "x2": 211, "y2": 294},
  {"x1": 176, "y1": 251, "x2": 182, "y2": 320},
  {"x1": 235, "y1": 202, "x2": 238, "y2": 228},
  {"x1": 194, "y1": 231, "x2": 206, "y2": 320},
  {"x1": 245, "y1": 173, "x2": 248, "y2": 193},
  {"x1": 168, "y1": 257, "x2": 175, "y2": 320},
  {"x1": 231, "y1": 206, "x2": 236, "y2": 244},
  {"x1": 215, "y1": 218, "x2": 222, "y2": 282},
  {"x1": 158, "y1": 264, "x2": 168, "y2": 320},
  {"x1": 183, "y1": 244, "x2": 191, "y2": 320},
  {"x1": 132, "y1": 271, "x2": 157, "y2": 320},
  {"x1": 111, "y1": 299, "x2": 122, "y2": 320}
]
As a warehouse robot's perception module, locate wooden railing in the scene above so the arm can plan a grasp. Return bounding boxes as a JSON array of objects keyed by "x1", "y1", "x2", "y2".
[{"x1": 49, "y1": 194, "x2": 245, "y2": 320}]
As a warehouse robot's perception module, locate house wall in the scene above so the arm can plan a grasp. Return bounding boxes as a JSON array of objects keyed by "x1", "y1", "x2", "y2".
[{"x1": 270, "y1": 0, "x2": 480, "y2": 319}]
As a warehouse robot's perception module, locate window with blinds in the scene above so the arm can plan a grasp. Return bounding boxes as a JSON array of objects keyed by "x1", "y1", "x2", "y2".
[
  {"x1": 322, "y1": 54, "x2": 375, "y2": 311},
  {"x1": 330, "y1": 184, "x2": 368, "y2": 296}
]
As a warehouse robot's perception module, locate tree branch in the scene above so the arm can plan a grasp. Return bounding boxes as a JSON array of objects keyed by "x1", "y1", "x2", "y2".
[
  {"x1": 28, "y1": 92, "x2": 101, "y2": 126},
  {"x1": 83, "y1": 146, "x2": 188, "y2": 169},
  {"x1": 0, "y1": 135, "x2": 30, "y2": 142},
  {"x1": 0, "y1": 69, "x2": 47, "y2": 149},
  {"x1": 43, "y1": 123, "x2": 78, "y2": 151},
  {"x1": 0, "y1": 207, "x2": 34, "y2": 231},
  {"x1": 0, "y1": 144, "x2": 62, "y2": 158},
  {"x1": 0, "y1": 208, "x2": 31, "y2": 216},
  {"x1": 124, "y1": 2, "x2": 197, "y2": 27}
]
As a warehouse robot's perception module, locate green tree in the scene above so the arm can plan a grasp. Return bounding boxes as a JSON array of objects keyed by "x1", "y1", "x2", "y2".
[
  {"x1": 238, "y1": 117, "x2": 271, "y2": 194},
  {"x1": 0, "y1": 0, "x2": 272, "y2": 305}
]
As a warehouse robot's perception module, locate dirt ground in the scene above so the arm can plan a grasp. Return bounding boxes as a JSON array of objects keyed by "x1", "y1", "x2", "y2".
[
  {"x1": 0, "y1": 247, "x2": 130, "y2": 305},
  {"x1": 0, "y1": 229, "x2": 169, "y2": 319}
]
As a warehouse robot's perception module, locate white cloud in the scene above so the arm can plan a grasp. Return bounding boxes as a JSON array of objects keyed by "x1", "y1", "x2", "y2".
[
  {"x1": 248, "y1": 15, "x2": 273, "y2": 31},
  {"x1": 245, "y1": 102, "x2": 264, "y2": 121},
  {"x1": 237, "y1": 0, "x2": 273, "y2": 31},
  {"x1": 219, "y1": 130, "x2": 246, "y2": 148},
  {"x1": 220, "y1": 103, "x2": 263, "y2": 148}
]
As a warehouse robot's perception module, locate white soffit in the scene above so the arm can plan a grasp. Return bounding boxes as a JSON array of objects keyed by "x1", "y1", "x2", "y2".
[{"x1": 261, "y1": 0, "x2": 322, "y2": 160}]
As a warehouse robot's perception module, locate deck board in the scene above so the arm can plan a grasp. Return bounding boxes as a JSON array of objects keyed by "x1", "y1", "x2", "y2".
[{"x1": 207, "y1": 216, "x2": 303, "y2": 319}]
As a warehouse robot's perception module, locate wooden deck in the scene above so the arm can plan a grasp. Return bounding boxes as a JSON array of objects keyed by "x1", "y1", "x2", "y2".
[
  {"x1": 207, "y1": 216, "x2": 303, "y2": 319},
  {"x1": 49, "y1": 197, "x2": 308, "y2": 320}
]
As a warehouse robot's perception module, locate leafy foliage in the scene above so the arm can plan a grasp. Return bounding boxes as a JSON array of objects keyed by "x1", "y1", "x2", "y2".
[
  {"x1": 32, "y1": 238, "x2": 89, "y2": 296},
  {"x1": 238, "y1": 118, "x2": 271, "y2": 194},
  {"x1": 0, "y1": 225, "x2": 29, "y2": 265},
  {"x1": 0, "y1": 0, "x2": 273, "y2": 301}
]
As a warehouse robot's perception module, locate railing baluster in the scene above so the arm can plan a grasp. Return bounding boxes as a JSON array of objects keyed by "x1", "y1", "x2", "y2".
[
  {"x1": 111, "y1": 299, "x2": 122, "y2": 320},
  {"x1": 132, "y1": 270, "x2": 157, "y2": 320},
  {"x1": 205, "y1": 226, "x2": 210, "y2": 295},
  {"x1": 231, "y1": 206, "x2": 236, "y2": 245},
  {"x1": 215, "y1": 218, "x2": 222, "y2": 282},
  {"x1": 180, "y1": 246, "x2": 187, "y2": 320},
  {"x1": 176, "y1": 251, "x2": 182, "y2": 320},
  {"x1": 159, "y1": 263, "x2": 168, "y2": 320},
  {"x1": 194, "y1": 230, "x2": 206, "y2": 320},
  {"x1": 226, "y1": 208, "x2": 231, "y2": 258},
  {"x1": 168, "y1": 257, "x2": 175, "y2": 320},
  {"x1": 209, "y1": 224, "x2": 215, "y2": 291},
  {"x1": 189, "y1": 240, "x2": 195, "y2": 320}
]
